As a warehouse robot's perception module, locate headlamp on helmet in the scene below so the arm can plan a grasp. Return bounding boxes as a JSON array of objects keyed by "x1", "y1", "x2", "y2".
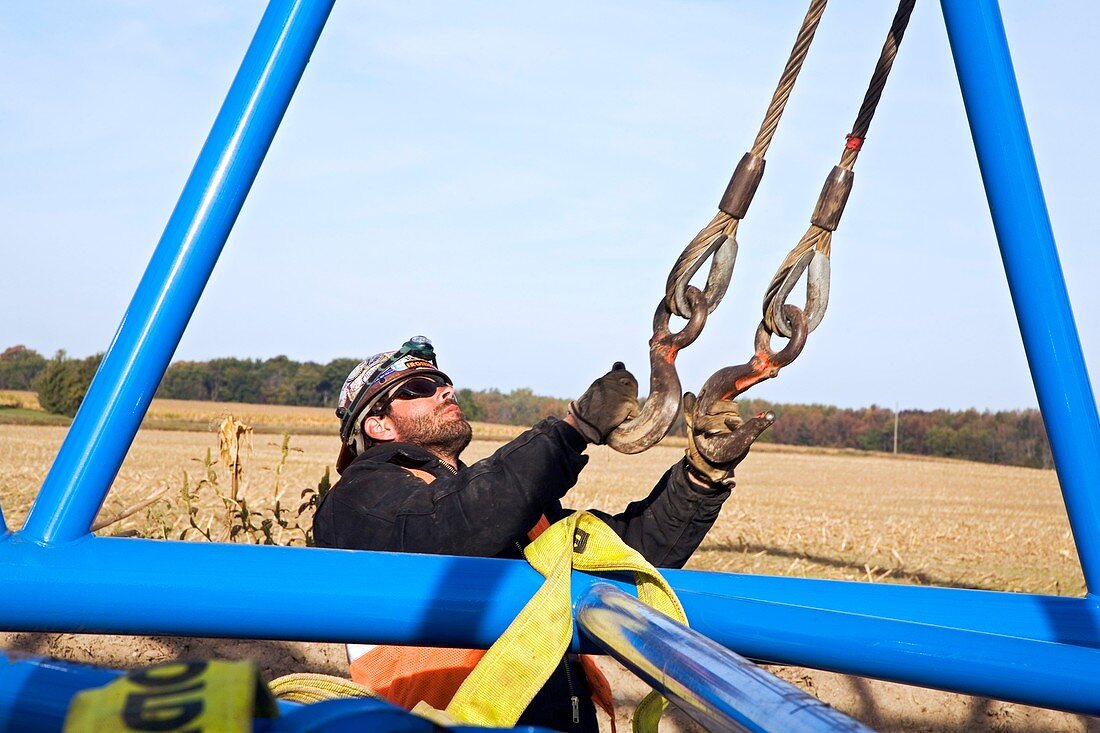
[{"x1": 335, "y1": 336, "x2": 451, "y2": 449}]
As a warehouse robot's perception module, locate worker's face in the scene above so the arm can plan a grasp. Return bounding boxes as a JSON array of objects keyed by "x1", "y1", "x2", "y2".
[{"x1": 386, "y1": 378, "x2": 472, "y2": 457}]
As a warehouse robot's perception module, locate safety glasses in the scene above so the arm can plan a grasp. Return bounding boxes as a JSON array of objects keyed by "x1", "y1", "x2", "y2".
[{"x1": 390, "y1": 374, "x2": 450, "y2": 401}]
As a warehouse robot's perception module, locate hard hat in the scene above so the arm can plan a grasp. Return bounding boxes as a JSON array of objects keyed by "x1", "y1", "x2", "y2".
[{"x1": 335, "y1": 336, "x2": 451, "y2": 471}]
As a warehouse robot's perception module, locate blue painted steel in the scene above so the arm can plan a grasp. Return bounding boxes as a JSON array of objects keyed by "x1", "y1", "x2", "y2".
[
  {"x1": 668, "y1": 572, "x2": 1100, "y2": 647},
  {"x1": 576, "y1": 584, "x2": 875, "y2": 733},
  {"x1": 0, "y1": 652, "x2": 119, "y2": 733},
  {"x1": 19, "y1": 0, "x2": 335, "y2": 546},
  {"x1": 0, "y1": 652, "x2": 552, "y2": 733},
  {"x1": 0, "y1": 534, "x2": 546, "y2": 647},
  {"x1": 2, "y1": 535, "x2": 1100, "y2": 715},
  {"x1": 940, "y1": 0, "x2": 1100, "y2": 591}
]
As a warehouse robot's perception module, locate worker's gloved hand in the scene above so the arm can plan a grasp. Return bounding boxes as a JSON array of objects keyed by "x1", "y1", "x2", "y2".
[
  {"x1": 569, "y1": 362, "x2": 640, "y2": 444},
  {"x1": 682, "y1": 392, "x2": 774, "y2": 487}
]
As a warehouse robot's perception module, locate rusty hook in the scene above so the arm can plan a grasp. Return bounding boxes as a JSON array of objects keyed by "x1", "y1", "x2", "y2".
[
  {"x1": 689, "y1": 305, "x2": 808, "y2": 464},
  {"x1": 607, "y1": 287, "x2": 708, "y2": 454}
]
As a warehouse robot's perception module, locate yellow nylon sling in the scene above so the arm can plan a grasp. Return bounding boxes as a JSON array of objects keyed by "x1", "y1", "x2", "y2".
[
  {"x1": 64, "y1": 660, "x2": 278, "y2": 733},
  {"x1": 417, "y1": 510, "x2": 688, "y2": 732}
]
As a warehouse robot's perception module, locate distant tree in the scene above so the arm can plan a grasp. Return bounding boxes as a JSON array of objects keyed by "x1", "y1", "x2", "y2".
[
  {"x1": 35, "y1": 351, "x2": 103, "y2": 416},
  {"x1": 211, "y1": 358, "x2": 264, "y2": 403},
  {"x1": 0, "y1": 345, "x2": 48, "y2": 390},
  {"x1": 322, "y1": 358, "x2": 361, "y2": 406},
  {"x1": 34, "y1": 345, "x2": 1058, "y2": 468},
  {"x1": 454, "y1": 388, "x2": 484, "y2": 422},
  {"x1": 290, "y1": 362, "x2": 325, "y2": 406},
  {"x1": 160, "y1": 361, "x2": 210, "y2": 400},
  {"x1": 258, "y1": 355, "x2": 294, "y2": 404}
]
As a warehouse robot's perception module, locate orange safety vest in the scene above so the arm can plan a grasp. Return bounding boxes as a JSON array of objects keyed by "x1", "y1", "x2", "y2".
[{"x1": 347, "y1": 478, "x2": 616, "y2": 729}]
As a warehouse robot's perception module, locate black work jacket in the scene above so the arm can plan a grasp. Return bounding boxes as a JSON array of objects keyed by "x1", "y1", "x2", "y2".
[{"x1": 313, "y1": 417, "x2": 731, "y2": 731}]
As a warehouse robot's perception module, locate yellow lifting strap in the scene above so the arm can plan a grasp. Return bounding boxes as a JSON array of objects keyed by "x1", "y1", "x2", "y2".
[
  {"x1": 63, "y1": 660, "x2": 278, "y2": 733},
  {"x1": 416, "y1": 510, "x2": 688, "y2": 732}
]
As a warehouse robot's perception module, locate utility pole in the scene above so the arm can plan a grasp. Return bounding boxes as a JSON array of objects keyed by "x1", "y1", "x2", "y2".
[{"x1": 893, "y1": 402, "x2": 899, "y2": 455}]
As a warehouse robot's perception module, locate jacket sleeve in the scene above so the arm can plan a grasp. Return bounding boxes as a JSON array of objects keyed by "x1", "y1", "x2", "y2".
[
  {"x1": 319, "y1": 418, "x2": 588, "y2": 557},
  {"x1": 586, "y1": 459, "x2": 731, "y2": 569}
]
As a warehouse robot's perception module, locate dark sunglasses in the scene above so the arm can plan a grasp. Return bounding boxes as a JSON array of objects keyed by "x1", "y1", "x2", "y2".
[{"x1": 371, "y1": 375, "x2": 451, "y2": 414}]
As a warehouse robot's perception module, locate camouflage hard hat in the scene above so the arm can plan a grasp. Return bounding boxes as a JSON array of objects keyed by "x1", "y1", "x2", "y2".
[{"x1": 335, "y1": 336, "x2": 450, "y2": 471}]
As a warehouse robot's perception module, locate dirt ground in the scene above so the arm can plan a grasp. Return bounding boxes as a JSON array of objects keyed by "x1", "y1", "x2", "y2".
[{"x1": 2, "y1": 631, "x2": 1096, "y2": 732}]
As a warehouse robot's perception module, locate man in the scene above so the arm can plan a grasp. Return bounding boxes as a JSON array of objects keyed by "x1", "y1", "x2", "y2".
[{"x1": 313, "y1": 336, "x2": 763, "y2": 732}]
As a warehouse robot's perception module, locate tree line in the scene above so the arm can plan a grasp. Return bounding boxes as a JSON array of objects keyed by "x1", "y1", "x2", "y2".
[
  {"x1": 737, "y1": 399, "x2": 1052, "y2": 469},
  {"x1": 1, "y1": 345, "x2": 1052, "y2": 468}
]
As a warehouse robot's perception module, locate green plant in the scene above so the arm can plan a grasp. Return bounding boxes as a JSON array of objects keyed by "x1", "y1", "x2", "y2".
[{"x1": 35, "y1": 351, "x2": 102, "y2": 416}]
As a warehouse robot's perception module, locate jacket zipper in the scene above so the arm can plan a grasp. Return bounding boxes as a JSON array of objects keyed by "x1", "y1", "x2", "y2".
[{"x1": 562, "y1": 657, "x2": 581, "y2": 727}]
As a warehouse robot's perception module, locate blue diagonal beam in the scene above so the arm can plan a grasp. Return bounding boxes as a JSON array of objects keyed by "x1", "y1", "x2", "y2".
[
  {"x1": 940, "y1": 1, "x2": 1100, "y2": 591},
  {"x1": 20, "y1": 0, "x2": 335, "y2": 545}
]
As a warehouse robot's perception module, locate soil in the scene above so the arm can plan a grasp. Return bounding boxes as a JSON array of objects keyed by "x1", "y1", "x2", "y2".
[{"x1": 3, "y1": 632, "x2": 1096, "y2": 732}]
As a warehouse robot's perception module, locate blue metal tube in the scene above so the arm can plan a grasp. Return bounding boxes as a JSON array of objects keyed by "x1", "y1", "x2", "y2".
[
  {"x1": 20, "y1": 0, "x2": 335, "y2": 546},
  {"x1": 0, "y1": 652, "x2": 120, "y2": 733},
  {"x1": 2, "y1": 535, "x2": 1100, "y2": 714},
  {"x1": 668, "y1": 572, "x2": 1100, "y2": 648},
  {"x1": 0, "y1": 536, "x2": 545, "y2": 646},
  {"x1": 3, "y1": 535, "x2": 1097, "y2": 648},
  {"x1": 576, "y1": 584, "x2": 876, "y2": 733},
  {"x1": 940, "y1": 1, "x2": 1100, "y2": 591}
]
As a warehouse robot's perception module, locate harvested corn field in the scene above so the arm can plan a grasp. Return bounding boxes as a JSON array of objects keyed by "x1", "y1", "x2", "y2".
[
  {"x1": 0, "y1": 409, "x2": 1091, "y2": 731},
  {"x1": 0, "y1": 413, "x2": 1081, "y2": 592}
]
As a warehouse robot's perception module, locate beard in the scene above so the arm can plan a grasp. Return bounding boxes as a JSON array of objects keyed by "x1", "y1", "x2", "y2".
[{"x1": 390, "y1": 403, "x2": 473, "y2": 460}]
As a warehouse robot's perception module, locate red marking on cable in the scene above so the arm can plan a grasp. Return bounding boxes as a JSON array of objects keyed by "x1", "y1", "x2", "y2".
[{"x1": 845, "y1": 135, "x2": 864, "y2": 151}]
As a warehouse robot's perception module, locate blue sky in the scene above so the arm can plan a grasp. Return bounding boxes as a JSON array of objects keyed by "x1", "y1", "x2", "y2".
[{"x1": 2, "y1": 2, "x2": 1097, "y2": 411}]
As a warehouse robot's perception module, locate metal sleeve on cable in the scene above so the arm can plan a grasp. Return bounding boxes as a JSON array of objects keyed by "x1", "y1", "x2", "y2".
[
  {"x1": 718, "y1": 153, "x2": 766, "y2": 219},
  {"x1": 810, "y1": 166, "x2": 854, "y2": 232}
]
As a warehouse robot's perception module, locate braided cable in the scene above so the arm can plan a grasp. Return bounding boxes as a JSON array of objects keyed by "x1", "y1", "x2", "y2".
[
  {"x1": 751, "y1": 0, "x2": 829, "y2": 159},
  {"x1": 839, "y1": 0, "x2": 916, "y2": 170},
  {"x1": 619, "y1": 2, "x2": 838, "y2": 452},
  {"x1": 771, "y1": 228, "x2": 831, "y2": 285},
  {"x1": 666, "y1": 211, "x2": 734, "y2": 310},
  {"x1": 762, "y1": 0, "x2": 916, "y2": 337},
  {"x1": 665, "y1": 0, "x2": 829, "y2": 318}
]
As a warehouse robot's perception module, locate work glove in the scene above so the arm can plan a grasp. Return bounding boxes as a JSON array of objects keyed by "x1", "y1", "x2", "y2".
[
  {"x1": 569, "y1": 362, "x2": 640, "y2": 444},
  {"x1": 682, "y1": 391, "x2": 774, "y2": 487}
]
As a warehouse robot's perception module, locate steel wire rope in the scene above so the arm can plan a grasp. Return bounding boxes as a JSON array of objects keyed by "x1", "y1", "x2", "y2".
[
  {"x1": 666, "y1": 0, "x2": 829, "y2": 319},
  {"x1": 763, "y1": 0, "x2": 917, "y2": 338},
  {"x1": 687, "y1": 0, "x2": 917, "y2": 466},
  {"x1": 608, "y1": 0, "x2": 830, "y2": 454}
]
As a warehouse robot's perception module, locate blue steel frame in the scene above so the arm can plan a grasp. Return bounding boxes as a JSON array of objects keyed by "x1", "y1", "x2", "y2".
[{"x1": 2, "y1": 0, "x2": 1100, "y2": 720}]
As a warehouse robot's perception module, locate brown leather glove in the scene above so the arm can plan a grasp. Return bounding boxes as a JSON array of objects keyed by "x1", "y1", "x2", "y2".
[
  {"x1": 569, "y1": 362, "x2": 640, "y2": 444},
  {"x1": 683, "y1": 391, "x2": 773, "y2": 487}
]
